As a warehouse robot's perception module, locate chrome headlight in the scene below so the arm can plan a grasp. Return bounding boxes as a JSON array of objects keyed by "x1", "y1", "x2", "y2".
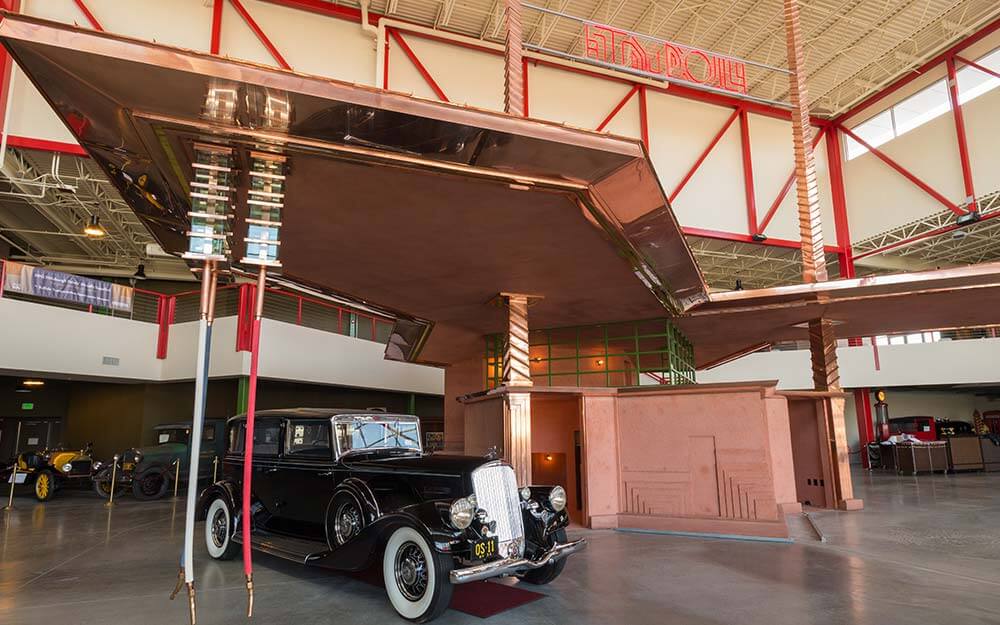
[
  {"x1": 549, "y1": 486, "x2": 567, "y2": 511},
  {"x1": 62, "y1": 463, "x2": 74, "y2": 473},
  {"x1": 449, "y1": 497, "x2": 476, "y2": 530},
  {"x1": 92, "y1": 461, "x2": 104, "y2": 471},
  {"x1": 131, "y1": 451, "x2": 143, "y2": 464}
]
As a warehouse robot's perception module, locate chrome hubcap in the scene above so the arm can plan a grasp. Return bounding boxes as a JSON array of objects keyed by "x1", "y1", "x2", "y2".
[
  {"x1": 211, "y1": 508, "x2": 227, "y2": 547},
  {"x1": 394, "y1": 542, "x2": 428, "y2": 601},
  {"x1": 334, "y1": 502, "x2": 361, "y2": 545}
]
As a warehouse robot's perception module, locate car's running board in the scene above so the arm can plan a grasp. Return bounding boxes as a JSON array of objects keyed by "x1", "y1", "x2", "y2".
[{"x1": 233, "y1": 532, "x2": 328, "y2": 565}]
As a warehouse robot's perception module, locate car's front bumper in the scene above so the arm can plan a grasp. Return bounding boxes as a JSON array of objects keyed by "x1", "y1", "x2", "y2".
[{"x1": 449, "y1": 538, "x2": 586, "y2": 584}]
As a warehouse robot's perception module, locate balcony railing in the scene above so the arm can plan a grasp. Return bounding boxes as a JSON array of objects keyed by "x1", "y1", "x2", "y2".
[{"x1": 0, "y1": 259, "x2": 394, "y2": 359}]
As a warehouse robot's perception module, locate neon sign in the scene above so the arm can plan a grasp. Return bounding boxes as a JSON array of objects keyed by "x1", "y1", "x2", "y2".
[{"x1": 584, "y1": 23, "x2": 748, "y2": 95}]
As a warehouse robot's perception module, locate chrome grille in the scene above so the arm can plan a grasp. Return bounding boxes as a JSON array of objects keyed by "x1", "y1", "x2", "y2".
[{"x1": 471, "y1": 462, "x2": 524, "y2": 557}]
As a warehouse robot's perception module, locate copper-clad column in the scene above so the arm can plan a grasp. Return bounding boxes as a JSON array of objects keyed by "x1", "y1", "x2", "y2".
[
  {"x1": 503, "y1": 0, "x2": 525, "y2": 117},
  {"x1": 783, "y1": 0, "x2": 827, "y2": 284},
  {"x1": 808, "y1": 318, "x2": 861, "y2": 510},
  {"x1": 502, "y1": 293, "x2": 532, "y2": 485}
]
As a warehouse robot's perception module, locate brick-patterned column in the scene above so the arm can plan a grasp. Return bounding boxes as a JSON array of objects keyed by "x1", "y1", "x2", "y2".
[
  {"x1": 502, "y1": 293, "x2": 532, "y2": 485},
  {"x1": 503, "y1": 0, "x2": 525, "y2": 117},
  {"x1": 784, "y1": 0, "x2": 827, "y2": 284}
]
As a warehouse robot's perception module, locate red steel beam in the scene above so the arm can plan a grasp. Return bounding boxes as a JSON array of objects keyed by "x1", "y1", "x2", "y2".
[
  {"x1": 0, "y1": 0, "x2": 20, "y2": 146},
  {"x1": 669, "y1": 107, "x2": 739, "y2": 203},
  {"x1": 521, "y1": 59, "x2": 530, "y2": 117},
  {"x1": 955, "y1": 55, "x2": 1000, "y2": 81},
  {"x1": 383, "y1": 34, "x2": 390, "y2": 90},
  {"x1": 825, "y1": 126, "x2": 856, "y2": 278},
  {"x1": 389, "y1": 29, "x2": 449, "y2": 102},
  {"x1": 738, "y1": 108, "x2": 758, "y2": 234},
  {"x1": 838, "y1": 125, "x2": 965, "y2": 215},
  {"x1": 853, "y1": 389, "x2": 875, "y2": 469},
  {"x1": 595, "y1": 85, "x2": 638, "y2": 133},
  {"x1": 833, "y1": 17, "x2": 1000, "y2": 125},
  {"x1": 757, "y1": 126, "x2": 827, "y2": 233},
  {"x1": 229, "y1": 0, "x2": 292, "y2": 70},
  {"x1": 638, "y1": 85, "x2": 649, "y2": 148},
  {"x1": 73, "y1": 0, "x2": 104, "y2": 31},
  {"x1": 682, "y1": 226, "x2": 842, "y2": 253},
  {"x1": 6, "y1": 136, "x2": 88, "y2": 156},
  {"x1": 946, "y1": 56, "x2": 976, "y2": 205},
  {"x1": 211, "y1": 0, "x2": 224, "y2": 54}
]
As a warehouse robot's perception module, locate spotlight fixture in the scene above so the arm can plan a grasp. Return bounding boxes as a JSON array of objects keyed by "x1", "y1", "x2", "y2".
[
  {"x1": 133, "y1": 263, "x2": 147, "y2": 280},
  {"x1": 83, "y1": 214, "x2": 106, "y2": 238},
  {"x1": 22, "y1": 379, "x2": 44, "y2": 387},
  {"x1": 956, "y1": 211, "x2": 980, "y2": 227},
  {"x1": 596, "y1": 359, "x2": 604, "y2": 366},
  {"x1": 545, "y1": 454, "x2": 553, "y2": 462},
  {"x1": 751, "y1": 233, "x2": 768, "y2": 242}
]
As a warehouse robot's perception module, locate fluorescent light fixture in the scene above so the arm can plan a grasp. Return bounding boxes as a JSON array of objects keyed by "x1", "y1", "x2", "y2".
[{"x1": 22, "y1": 379, "x2": 45, "y2": 387}]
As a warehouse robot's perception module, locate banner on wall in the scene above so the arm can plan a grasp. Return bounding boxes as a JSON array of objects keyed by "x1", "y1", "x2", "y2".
[{"x1": 2, "y1": 261, "x2": 133, "y2": 312}]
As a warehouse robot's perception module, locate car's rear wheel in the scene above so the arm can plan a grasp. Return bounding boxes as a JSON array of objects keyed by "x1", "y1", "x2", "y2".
[
  {"x1": 92, "y1": 468, "x2": 123, "y2": 499},
  {"x1": 518, "y1": 528, "x2": 568, "y2": 585},
  {"x1": 132, "y1": 468, "x2": 169, "y2": 501},
  {"x1": 205, "y1": 497, "x2": 239, "y2": 560},
  {"x1": 34, "y1": 469, "x2": 55, "y2": 501},
  {"x1": 382, "y1": 526, "x2": 453, "y2": 623}
]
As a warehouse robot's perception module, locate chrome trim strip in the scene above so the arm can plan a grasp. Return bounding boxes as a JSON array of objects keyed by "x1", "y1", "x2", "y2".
[{"x1": 449, "y1": 539, "x2": 586, "y2": 584}]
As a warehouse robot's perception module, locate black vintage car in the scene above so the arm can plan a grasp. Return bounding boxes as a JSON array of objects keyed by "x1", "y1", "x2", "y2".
[{"x1": 199, "y1": 409, "x2": 585, "y2": 622}]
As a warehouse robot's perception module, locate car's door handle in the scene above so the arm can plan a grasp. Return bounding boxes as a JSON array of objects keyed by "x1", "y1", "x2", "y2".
[
  {"x1": 265, "y1": 467, "x2": 279, "y2": 474},
  {"x1": 318, "y1": 471, "x2": 334, "y2": 477}
]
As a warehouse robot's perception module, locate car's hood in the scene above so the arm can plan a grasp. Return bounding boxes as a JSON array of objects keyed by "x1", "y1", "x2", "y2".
[{"x1": 343, "y1": 452, "x2": 492, "y2": 477}]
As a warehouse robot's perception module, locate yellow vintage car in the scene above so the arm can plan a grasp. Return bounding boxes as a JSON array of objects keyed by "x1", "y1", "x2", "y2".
[{"x1": 4, "y1": 444, "x2": 97, "y2": 501}]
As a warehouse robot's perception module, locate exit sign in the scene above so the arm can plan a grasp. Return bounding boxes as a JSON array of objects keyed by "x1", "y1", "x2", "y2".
[{"x1": 21, "y1": 402, "x2": 34, "y2": 410}]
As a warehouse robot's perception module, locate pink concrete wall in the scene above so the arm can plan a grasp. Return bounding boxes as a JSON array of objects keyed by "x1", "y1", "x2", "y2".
[
  {"x1": 581, "y1": 394, "x2": 620, "y2": 529},
  {"x1": 764, "y1": 394, "x2": 801, "y2": 513},
  {"x1": 615, "y1": 386, "x2": 789, "y2": 539},
  {"x1": 444, "y1": 355, "x2": 485, "y2": 452}
]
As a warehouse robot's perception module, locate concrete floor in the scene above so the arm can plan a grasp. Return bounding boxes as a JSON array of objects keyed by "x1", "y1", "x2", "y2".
[{"x1": 2, "y1": 469, "x2": 999, "y2": 625}]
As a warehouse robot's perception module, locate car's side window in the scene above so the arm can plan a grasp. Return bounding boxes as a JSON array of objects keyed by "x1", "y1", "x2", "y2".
[
  {"x1": 228, "y1": 422, "x2": 246, "y2": 454},
  {"x1": 253, "y1": 419, "x2": 282, "y2": 456},
  {"x1": 285, "y1": 421, "x2": 332, "y2": 459}
]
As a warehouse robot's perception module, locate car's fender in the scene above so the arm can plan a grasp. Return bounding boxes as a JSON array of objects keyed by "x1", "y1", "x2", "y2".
[{"x1": 197, "y1": 479, "x2": 240, "y2": 521}]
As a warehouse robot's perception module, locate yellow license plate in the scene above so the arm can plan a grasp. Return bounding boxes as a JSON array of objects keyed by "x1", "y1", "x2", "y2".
[
  {"x1": 122, "y1": 463, "x2": 134, "y2": 471},
  {"x1": 472, "y1": 537, "x2": 498, "y2": 561}
]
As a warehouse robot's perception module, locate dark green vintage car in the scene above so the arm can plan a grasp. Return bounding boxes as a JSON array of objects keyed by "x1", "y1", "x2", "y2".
[{"x1": 93, "y1": 420, "x2": 226, "y2": 500}]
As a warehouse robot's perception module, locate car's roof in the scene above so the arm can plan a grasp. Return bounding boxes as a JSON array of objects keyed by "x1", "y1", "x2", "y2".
[
  {"x1": 227, "y1": 408, "x2": 413, "y2": 422},
  {"x1": 154, "y1": 419, "x2": 223, "y2": 430}
]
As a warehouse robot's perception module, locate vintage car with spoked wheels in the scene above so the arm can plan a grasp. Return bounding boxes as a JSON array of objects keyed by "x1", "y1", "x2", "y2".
[
  {"x1": 198, "y1": 408, "x2": 585, "y2": 622},
  {"x1": 93, "y1": 420, "x2": 226, "y2": 500},
  {"x1": 3, "y1": 444, "x2": 96, "y2": 501}
]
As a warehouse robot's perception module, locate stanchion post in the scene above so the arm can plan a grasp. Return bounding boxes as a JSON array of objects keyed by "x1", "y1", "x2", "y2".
[
  {"x1": 212, "y1": 456, "x2": 218, "y2": 483},
  {"x1": 3, "y1": 421, "x2": 22, "y2": 511},
  {"x1": 105, "y1": 454, "x2": 119, "y2": 508},
  {"x1": 173, "y1": 459, "x2": 181, "y2": 498}
]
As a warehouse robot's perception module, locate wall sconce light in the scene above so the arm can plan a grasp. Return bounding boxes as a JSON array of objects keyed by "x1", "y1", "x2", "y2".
[
  {"x1": 596, "y1": 359, "x2": 604, "y2": 366},
  {"x1": 545, "y1": 454, "x2": 553, "y2": 462}
]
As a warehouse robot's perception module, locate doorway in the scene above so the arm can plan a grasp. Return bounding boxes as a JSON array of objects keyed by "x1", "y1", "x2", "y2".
[{"x1": 530, "y1": 395, "x2": 584, "y2": 524}]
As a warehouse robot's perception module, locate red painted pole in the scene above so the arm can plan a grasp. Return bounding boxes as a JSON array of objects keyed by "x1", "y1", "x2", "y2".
[
  {"x1": 210, "y1": 0, "x2": 224, "y2": 54},
  {"x1": 854, "y1": 389, "x2": 875, "y2": 469},
  {"x1": 229, "y1": 0, "x2": 292, "y2": 70},
  {"x1": 757, "y1": 127, "x2": 827, "y2": 234},
  {"x1": 383, "y1": 34, "x2": 390, "y2": 90},
  {"x1": 955, "y1": 55, "x2": 1000, "y2": 81},
  {"x1": 945, "y1": 56, "x2": 976, "y2": 207},
  {"x1": 738, "y1": 108, "x2": 758, "y2": 233},
  {"x1": 73, "y1": 0, "x2": 104, "y2": 31},
  {"x1": 669, "y1": 107, "x2": 739, "y2": 203},
  {"x1": 241, "y1": 269, "x2": 266, "y2": 618},
  {"x1": 638, "y1": 85, "x2": 649, "y2": 149},
  {"x1": 521, "y1": 59, "x2": 530, "y2": 117}
]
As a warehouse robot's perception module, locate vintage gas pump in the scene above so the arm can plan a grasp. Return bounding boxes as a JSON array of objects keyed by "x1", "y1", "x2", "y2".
[{"x1": 874, "y1": 389, "x2": 890, "y2": 442}]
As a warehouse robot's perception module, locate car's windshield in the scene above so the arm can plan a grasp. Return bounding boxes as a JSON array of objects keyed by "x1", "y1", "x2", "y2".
[{"x1": 334, "y1": 417, "x2": 421, "y2": 456}]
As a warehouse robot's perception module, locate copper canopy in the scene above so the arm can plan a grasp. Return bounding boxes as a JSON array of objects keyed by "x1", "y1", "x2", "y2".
[
  {"x1": 0, "y1": 13, "x2": 708, "y2": 365},
  {"x1": 678, "y1": 262, "x2": 1000, "y2": 368}
]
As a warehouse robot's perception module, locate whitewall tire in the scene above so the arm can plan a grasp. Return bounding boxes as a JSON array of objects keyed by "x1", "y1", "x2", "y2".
[
  {"x1": 382, "y1": 526, "x2": 453, "y2": 622},
  {"x1": 205, "y1": 498, "x2": 238, "y2": 560}
]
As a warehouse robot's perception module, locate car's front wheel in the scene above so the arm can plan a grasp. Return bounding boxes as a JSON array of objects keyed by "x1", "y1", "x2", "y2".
[
  {"x1": 132, "y1": 468, "x2": 170, "y2": 501},
  {"x1": 34, "y1": 469, "x2": 55, "y2": 501},
  {"x1": 205, "y1": 497, "x2": 239, "y2": 560},
  {"x1": 382, "y1": 526, "x2": 453, "y2": 623},
  {"x1": 518, "y1": 528, "x2": 568, "y2": 585}
]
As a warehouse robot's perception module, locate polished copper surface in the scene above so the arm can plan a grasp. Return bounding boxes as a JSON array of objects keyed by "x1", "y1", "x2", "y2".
[
  {"x1": 677, "y1": 262, "x2": 1000, "y2": 367},
  {"x1": 0, "y1": 12, "x2": 707, "y2": 364}
]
